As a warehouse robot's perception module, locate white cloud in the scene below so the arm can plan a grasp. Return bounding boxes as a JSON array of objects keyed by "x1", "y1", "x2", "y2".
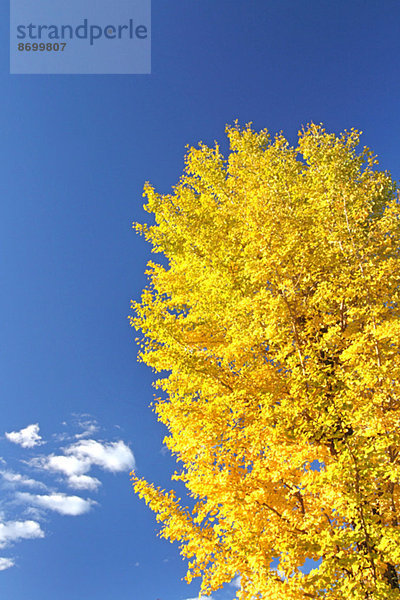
[
  {"x1": 231, "y1": 575, "x2": 241, "y2": 588},
  {"x1": 45, "y1": 454, "x2": 89, "y2": 477},
  {"x1": 5, "y1": 424, "x2": 43, "y2": 449},
  {"x1": 75, "y1": 419, "x2": 99, "y2": 440},
  {"x1": 30, "y1": 439, "x2": 134, "y2": 489},
  {"x1": 30, "y1": 455, "x2": 101, "y2": 490},
  {"x1": 0, "y1": 557, "x2": 15, "y2": 571},
  {"x1": 17, "y1": 492, "x2": 96, "y2": 516},
  {"x1": 23, "y1": 506, "x2": 46, "y2": 521},
  {"x1": 68, "y1": 474, "x2": 101, "y2": 491},
  {"x1": 183, "y1": 596, "x2": 215, "y2": 600},
  {"x1": 66, "y1": 439, "x2": 135, "y2": 472},
  {"x1": 51, "y1": 432, "x2": 71, "y2": 443},
  {"x1": 0, "y1": 469, "x2": 46, "y2": 489},
  {"x1": 0, "y1": 419, "x2": 135, "y2": 573},
  {"x1": 0, "y1": 520, "x2": 44, "y2": 548}
]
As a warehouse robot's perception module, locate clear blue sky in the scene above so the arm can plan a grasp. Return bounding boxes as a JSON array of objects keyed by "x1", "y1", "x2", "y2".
[{"x1": 0, "y1": 1, "x2": 399, "y2": 599}]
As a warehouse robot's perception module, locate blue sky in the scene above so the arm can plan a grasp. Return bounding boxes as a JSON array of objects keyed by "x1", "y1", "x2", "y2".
[{"x1": 0, "y1": 1, "x2": 399, "y2": 599}]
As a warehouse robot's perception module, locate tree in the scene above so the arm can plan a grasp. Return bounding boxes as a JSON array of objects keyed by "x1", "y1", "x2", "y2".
[{"x1": 130, "y1": 123, "x2": 400, "y2": 600}]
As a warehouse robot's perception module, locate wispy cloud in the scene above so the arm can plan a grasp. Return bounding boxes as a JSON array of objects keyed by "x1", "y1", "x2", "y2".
[
  {"x1": 0, "y1": 519, "x2": 44, "y2": 548},
  {"x1": 66, "y1": 439, "x2": 135, "y2": 472},
  {"x1": 75, "y1": 417, "x2": 99, "y2": 440},
  {"x1": 0, "y1": 557, "x2": 15, "y2": 571},
  {"x1": 0, "y1": 469, "x2": 47, "y2": 490},
  {"x1": 5, "y1": 424, "x2": 43, "y2": 449},
  {"x1": 31, "y1": 439, "x2": 135, "y2": 490},
  {"x1": 183, "y1": 596, "x2": 215, "y2": 600},
  {"x1": 1, "y1": 418, "x2": 134, "y2": 570},
  {"x1": 17, "y1": 492, "x2": 97, "y2": 516},
  {"x1": 67, "y1": 474, "x2": 101, "y2": 491},
  {"x1": 230, "y1": 574, "x2": 241, "y2": 588},
  {"x1": 34, "y1": 454, "x2": 86, "y2": 477}
]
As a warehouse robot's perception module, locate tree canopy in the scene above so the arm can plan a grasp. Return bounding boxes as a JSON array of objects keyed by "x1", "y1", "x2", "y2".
[{"x1": 130, "y1": 123, "x2": 400, "y2": 599}]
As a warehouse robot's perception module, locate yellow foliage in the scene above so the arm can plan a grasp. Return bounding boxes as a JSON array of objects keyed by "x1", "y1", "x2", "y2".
[{"x1": 130, "y1": 123, "x2": 400, "y2": 599}]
